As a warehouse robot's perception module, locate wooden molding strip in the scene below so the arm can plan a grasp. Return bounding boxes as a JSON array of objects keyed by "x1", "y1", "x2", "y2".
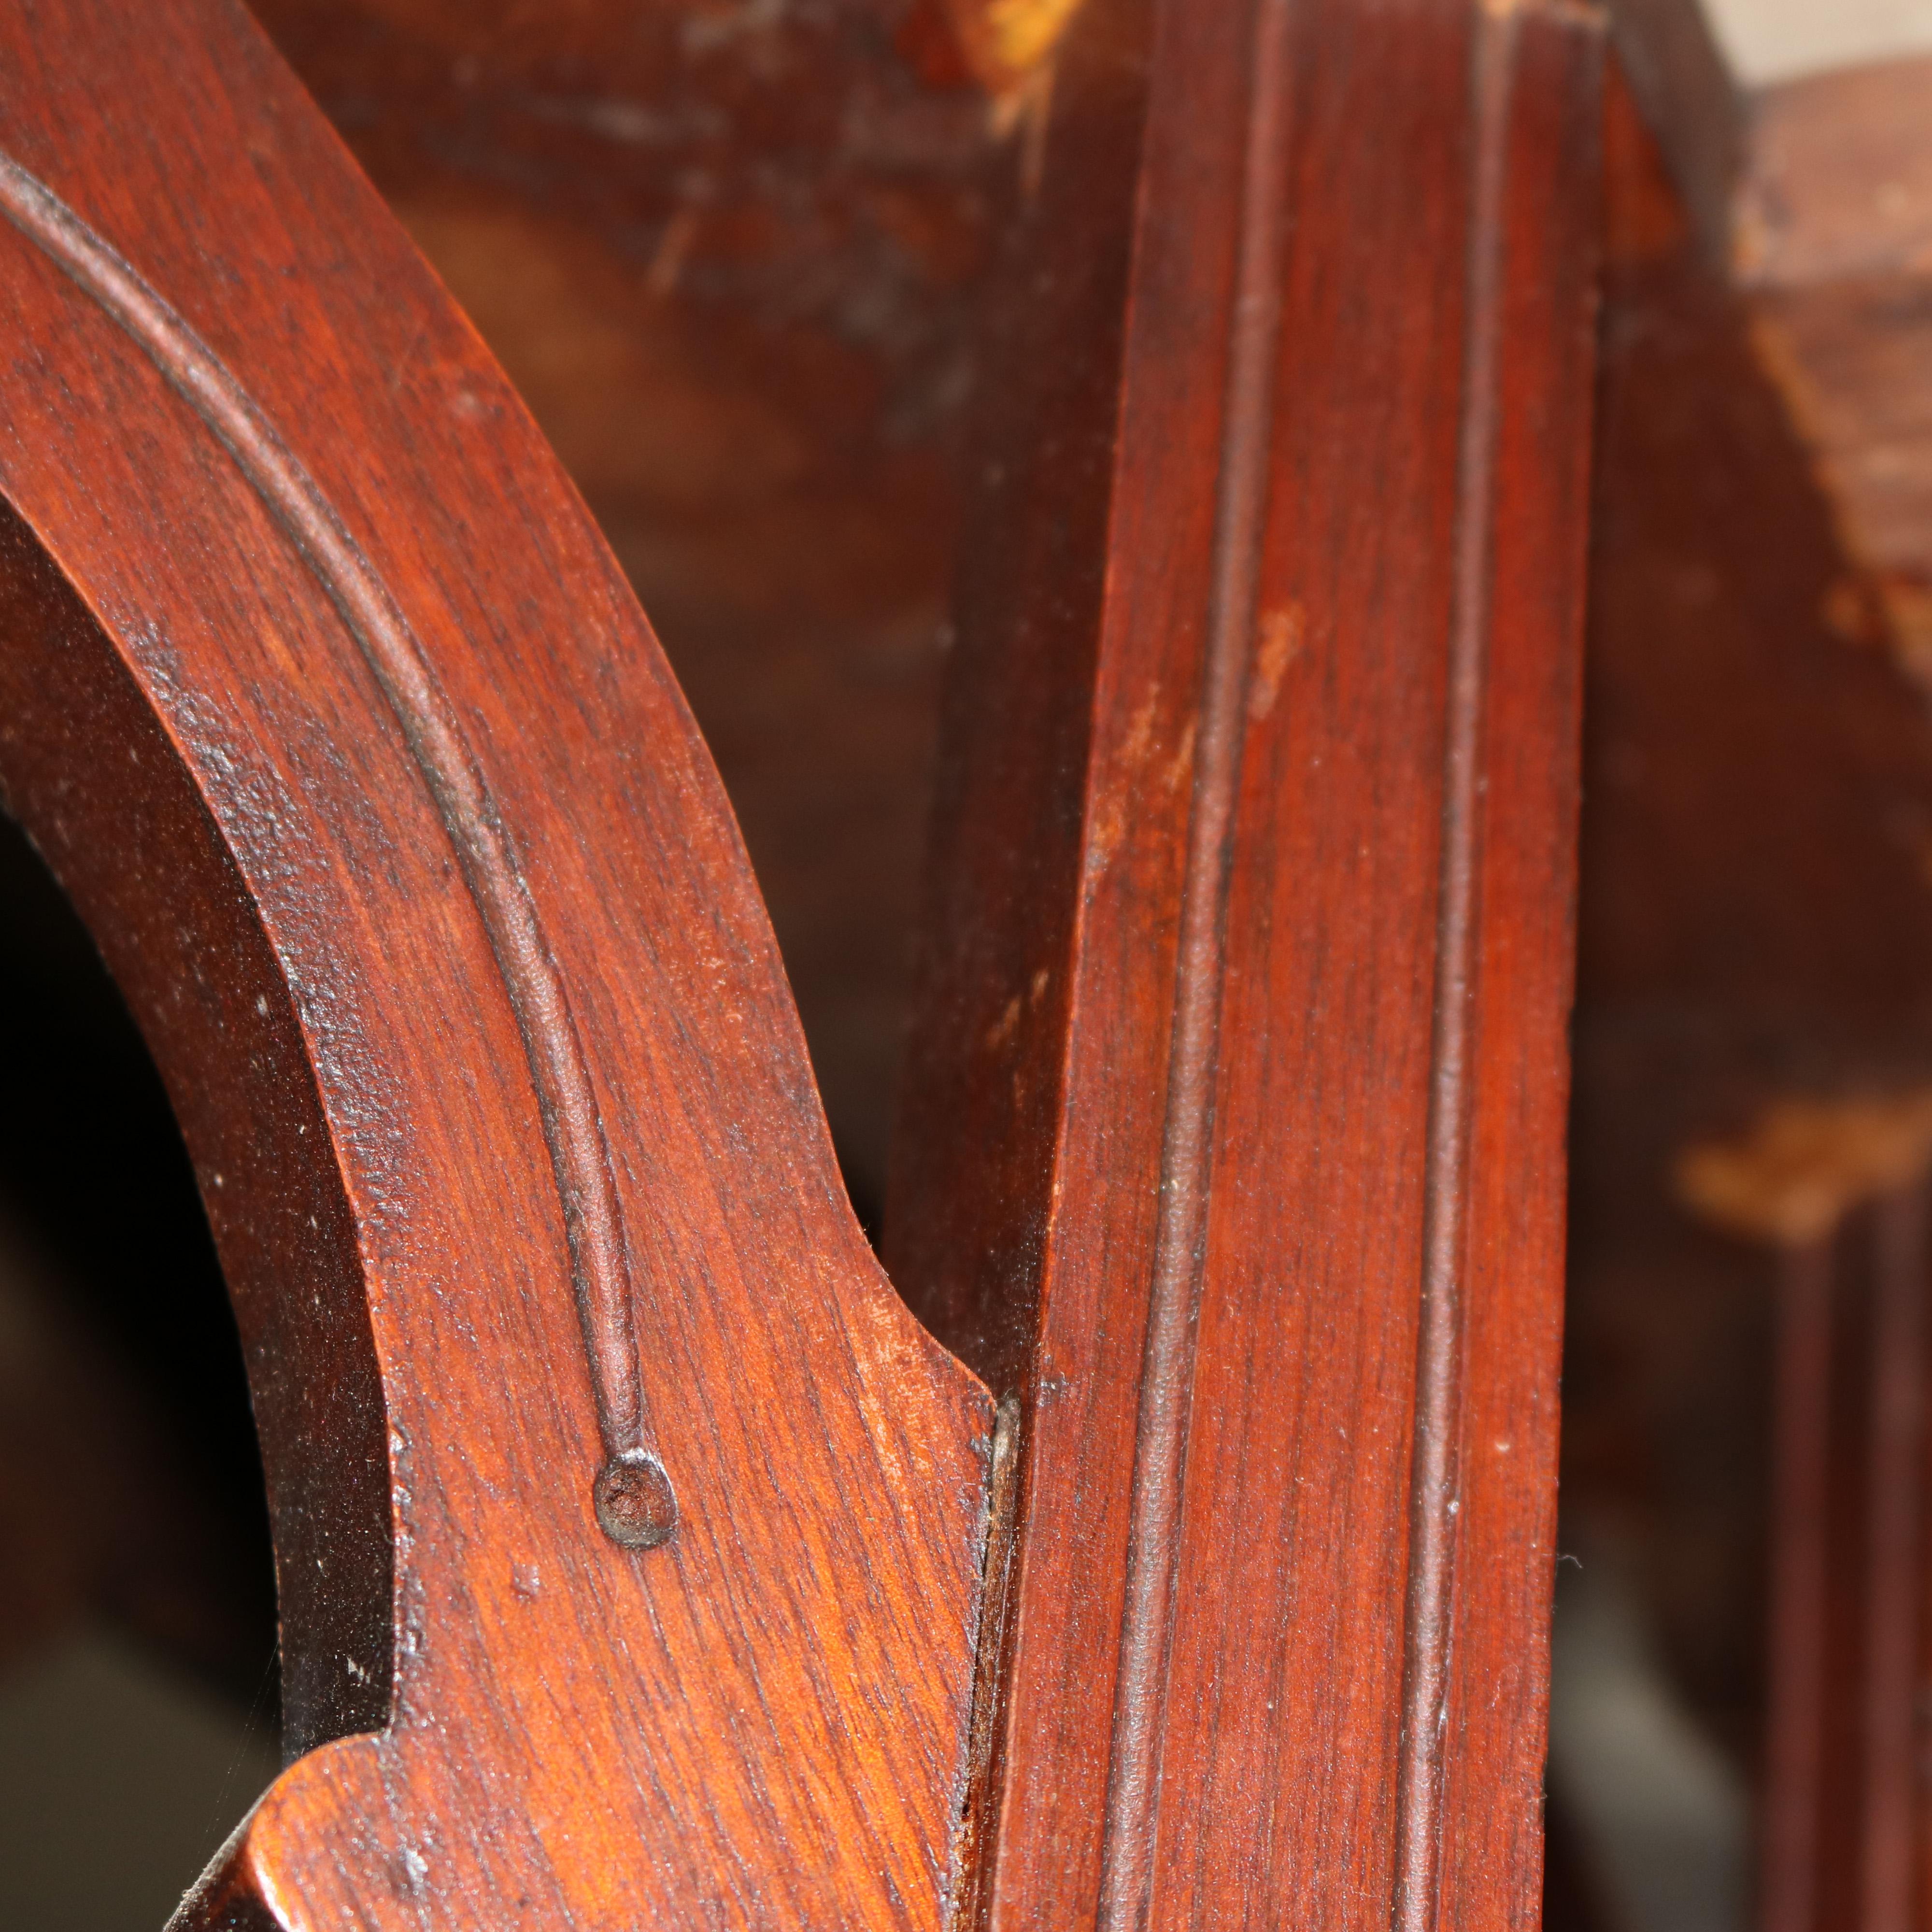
[
  {"x1": 1093, "y1": 0, "x2": 1293, "y2": 1917},
  {"x1": 891, "y1": 0, "x2": 1604, "y2": 1924},
  {"x1": 1390, "y1": 8, "x2": 1517, "y2": 1918}
]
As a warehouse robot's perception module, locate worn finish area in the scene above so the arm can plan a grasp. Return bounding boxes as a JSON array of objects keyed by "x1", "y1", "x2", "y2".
[{"x1": 0, "y1": 0, "x2": 992, "y2": 1924}]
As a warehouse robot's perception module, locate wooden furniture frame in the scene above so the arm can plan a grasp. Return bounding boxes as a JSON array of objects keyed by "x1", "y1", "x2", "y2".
[{"x1": 0, "y1": 0, "x2": 1602, "y2": 1925}]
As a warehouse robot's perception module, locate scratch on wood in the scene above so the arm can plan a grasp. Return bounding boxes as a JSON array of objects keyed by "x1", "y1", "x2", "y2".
[
  {"x1": 0, "y1": 149, "x2": 668, "y2": 1539},
  {"x1": 1246, "y1": 602, "x2": 1304, "y2": 722}
]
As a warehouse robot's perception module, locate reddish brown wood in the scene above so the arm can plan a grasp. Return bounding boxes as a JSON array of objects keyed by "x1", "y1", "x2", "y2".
[
  {"x1": 1601, "y1": 0, "x2": 1741, "y2": 260},
  {"x1": 1863, "y1": 1190, "x2": 1925, "y2": 1932},
  {"x1": 0, "y1": 0, "x2": 1623, "y2": 1920},
  {"x1": 1738, "y1": 55, "x2": 1932, "y2": 684},
  {"x1": 0, "y1": 0, "x2": 997, "y2": 1924},
  {"x1": 1548, "y1": 71, "x2": 1932, "y2": 1871},
  {"x1": 242, "y1": 0, "x2": 1024, "y2": 1206},
  {"x1": 1588, "y1": 26, "x2": 1932, "y2": 692},
  {"x1": 890, "y1": 1, "x2": 1602, "y2": 1925}
]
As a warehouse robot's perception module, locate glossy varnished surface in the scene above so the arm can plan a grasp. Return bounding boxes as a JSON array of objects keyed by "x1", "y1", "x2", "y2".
[{"x1": 0, "y1": 0, "x2": 1619, "y2": 1922}]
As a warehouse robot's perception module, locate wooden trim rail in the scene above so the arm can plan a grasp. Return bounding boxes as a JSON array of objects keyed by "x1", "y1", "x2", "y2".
[{"x1": 890, "y1": 0, "x2": 1603, "y2": 1924}]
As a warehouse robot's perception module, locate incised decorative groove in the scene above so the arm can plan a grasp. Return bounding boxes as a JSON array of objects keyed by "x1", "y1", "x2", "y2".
[
  {"x1": 1093, "y1": 0, "x2": 1295, "y2": 1918},
  {"x1": 0, "y1": 148, "x2": 671, "y2": 1546},
  {"x1": 1392, "y1": 11, "x2": 1517, "y2": 1927}
]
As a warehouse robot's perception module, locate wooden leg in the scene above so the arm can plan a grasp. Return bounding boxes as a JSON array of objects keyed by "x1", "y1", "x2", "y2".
[
  {"x1": 889, "y1": 1, "x2": 1605, "y2": 1923},
  {"x1": 1757, "y1": 1196, "x2": 1932, "y2": 1932}
]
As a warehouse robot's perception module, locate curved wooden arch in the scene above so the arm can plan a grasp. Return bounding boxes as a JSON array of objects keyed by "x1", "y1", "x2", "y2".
[{"x1": 0, "y1": 1, "x2": 994, "y2": 1926}]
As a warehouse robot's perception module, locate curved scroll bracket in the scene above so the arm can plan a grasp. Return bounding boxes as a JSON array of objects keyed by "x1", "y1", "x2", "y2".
[
  {"x1": 0, "y1": 1, "x2": 994, "y2": 1926},
  {"x1": 0, "y1": 141, "x2": 670, "y2": 1542}
]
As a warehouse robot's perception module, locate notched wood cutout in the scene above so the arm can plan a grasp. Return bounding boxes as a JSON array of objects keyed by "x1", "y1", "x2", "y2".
[{"x1": 0, "y1": 0, "x2": 995, "y2": 1926}]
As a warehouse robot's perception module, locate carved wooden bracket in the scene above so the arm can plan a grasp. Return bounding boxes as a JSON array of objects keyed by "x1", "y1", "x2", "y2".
[{"x1": 0, "y1": 2, "x2": 991, "y2": 1924}]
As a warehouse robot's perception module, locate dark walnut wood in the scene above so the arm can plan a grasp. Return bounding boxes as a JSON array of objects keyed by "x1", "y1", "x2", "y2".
[
  {"x1": 0, "y1": 0, "x2": 993, "y2": 1925},
  {"x1": 1536, "y1": 33, "x2": 1932, "y2": 1930},
  {"x1": 1758, "y1": 1197, "x2": 1932, "y2": 1932},
  {"x1": 1668, "y1": 1125, "x2": 1932, "y2": 1932},
  {"x1": 889, "y1": 0, "x2": 1603, "y2": 1925}
]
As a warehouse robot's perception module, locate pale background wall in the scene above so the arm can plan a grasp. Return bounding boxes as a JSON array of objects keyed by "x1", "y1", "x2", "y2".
[{"x1": 1706, "y1": 0, "x2": 1932, "y2": 84}]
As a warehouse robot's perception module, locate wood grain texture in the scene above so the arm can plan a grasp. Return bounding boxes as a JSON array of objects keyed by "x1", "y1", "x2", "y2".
[
  {"x1": 0, "y1": 0, "x2": 994, "y2": 1925},
  {"x1": 889, "y1": 1, "x2": 1602, "y2": 1924},
  {"x1": 244, "y1": 0, "x2": 1024, "y2": 1206}
]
